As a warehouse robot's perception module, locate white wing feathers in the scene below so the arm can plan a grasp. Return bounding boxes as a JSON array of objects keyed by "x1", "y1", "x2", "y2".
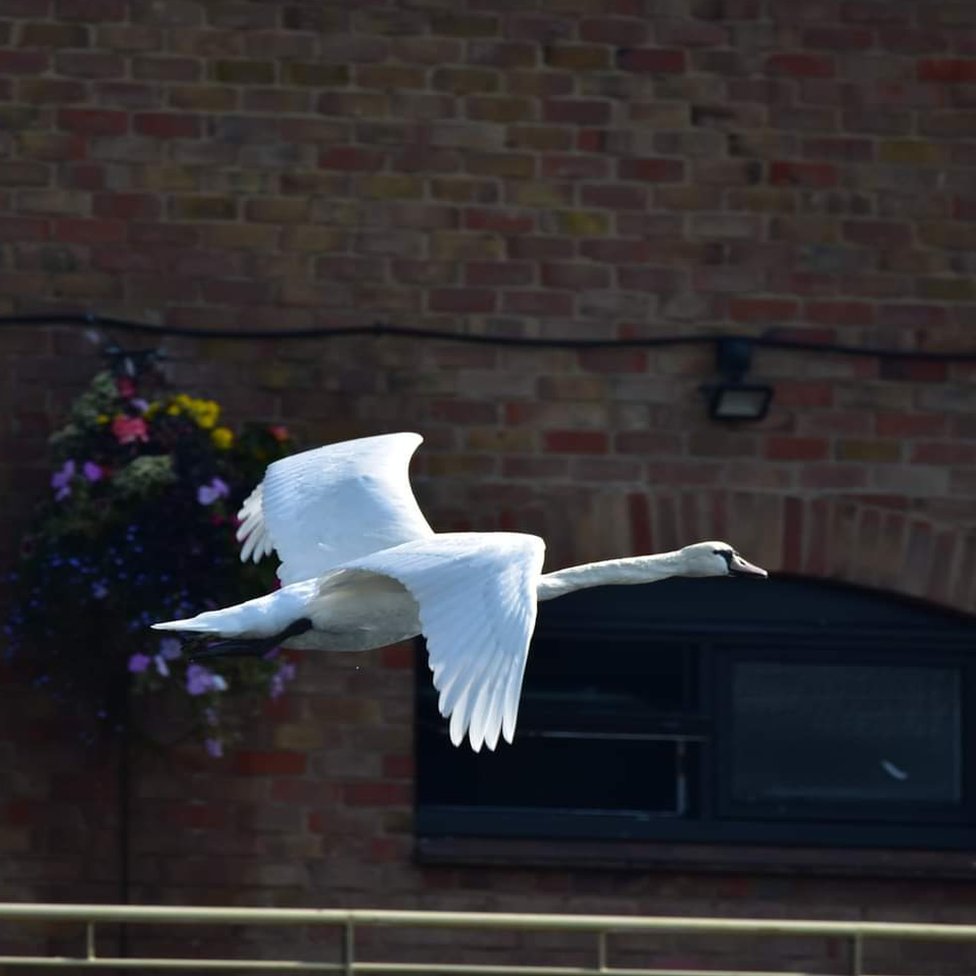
[
  {"x1": 348, "y1": 533, "x2": 545, "y2": 752},
  {"x1": 236, "y1": 432, "x2": 434, "y2": 585}
]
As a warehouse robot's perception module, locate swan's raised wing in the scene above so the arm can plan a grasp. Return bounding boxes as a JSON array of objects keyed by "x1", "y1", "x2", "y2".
[
  {"x1": 346, "y1": 532, "x2": 545, "y2": 752},
  {"x1": 237, "y1": 432, "x2": 434, "y2": 585}
]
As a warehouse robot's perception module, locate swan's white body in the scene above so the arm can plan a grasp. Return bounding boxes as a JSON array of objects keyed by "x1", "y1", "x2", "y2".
[{"x1": 154, "y1": 433, "x2": 766, "y2": 751}]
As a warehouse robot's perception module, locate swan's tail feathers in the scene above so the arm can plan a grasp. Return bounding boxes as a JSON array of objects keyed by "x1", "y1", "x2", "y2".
[{"x1": 153, "y1": 620, "x2": 210, "y2": 634}]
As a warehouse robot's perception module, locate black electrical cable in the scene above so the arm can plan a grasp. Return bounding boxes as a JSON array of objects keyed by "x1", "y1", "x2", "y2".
[{"x1": 1, "y1": 312, "x2": 974, "y2": 362}]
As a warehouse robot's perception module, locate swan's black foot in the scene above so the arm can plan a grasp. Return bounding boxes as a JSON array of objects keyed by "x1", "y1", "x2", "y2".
[{"x1": 185, "y1": 618, "x2": 313, "y2": 662}]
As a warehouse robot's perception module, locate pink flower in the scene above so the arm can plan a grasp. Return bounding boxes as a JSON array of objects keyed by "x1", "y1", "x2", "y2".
[
  {"x1": 269, "y1": 425, "x2": 289, "y2": 442},
  {"x1": 116, "y1": 376, "x2": 136, "y2": 398},
  {"x1": 111, "y1": 415, "x2": 148, "y2": 445}
]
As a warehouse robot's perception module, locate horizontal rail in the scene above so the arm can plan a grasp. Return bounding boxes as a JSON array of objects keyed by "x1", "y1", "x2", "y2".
[
  {"x1": 1, "y1": 903, "x2": 974, "y2": 974},
  {"x1": 1, "y1": 904, "x2": 974, "y2": 940}
]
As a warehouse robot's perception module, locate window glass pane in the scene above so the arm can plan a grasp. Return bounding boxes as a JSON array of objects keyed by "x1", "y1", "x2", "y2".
[
  {"x1": 417, "y1": 726, "x2": 700, "y2": 817},
  {"x1": 731, "y1": 663, "x2": 961, "y2": 806},
  {"x1": 524, "y1": 638, "x2": 698, "y2": 719}
]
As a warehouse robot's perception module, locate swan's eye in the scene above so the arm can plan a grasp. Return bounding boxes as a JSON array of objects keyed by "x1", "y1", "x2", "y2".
[{"x1": 713, "y1": 549, "x2": 734, "y2": 569}]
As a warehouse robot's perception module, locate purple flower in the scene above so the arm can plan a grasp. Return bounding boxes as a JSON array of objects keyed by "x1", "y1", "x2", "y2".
[
  {"x1": 269, "y1": 660, "x2": 297, "y2": 700},
  {"x1": 51, "y1": 460, "x2": 76, "y2": 500},
  {"x1": 204, "y1": 737, "x2": 223, "y2": 758},
  {"x1": 186, "y1": 664, "x2": 211, "y2": 695},
  {"x1": 154, "y1": 655, "x2": 170, "y2": 677},
  {"x1": 197, "y1": 477, "x2": 230, "y2": 506},
  {"x1": 158, "y1": 637, "x2": 181, "y2": 660},
  {"x1": 82, "y1": 461, "x2": 103, "y2": 483},
  {"x1": 186, "y1": 664, "x2": 228, "y2": 696},
  {"x1": 128, "y1": 653, "x2": 151, "y2": 673},
  {"x1": 91, "y1": 581, "x2": 109, "y2": 600}
]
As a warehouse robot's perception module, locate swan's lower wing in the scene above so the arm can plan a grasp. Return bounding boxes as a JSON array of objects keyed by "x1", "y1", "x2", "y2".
[
  {"x1": 235, "y1": 432, "x2": 434, "y2": 584},
  {"x1": 237, "y1": 484, "x2": 274, "y2": 563},
  {"x1": 347, "y1": 532, "x2": 546, "y2": 752}
]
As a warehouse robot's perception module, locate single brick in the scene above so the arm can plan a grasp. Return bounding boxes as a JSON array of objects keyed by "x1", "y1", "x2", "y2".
[
  {"x1": 429, "y1": 287, "x2": 498, "y2": 313},
  {"x1": 54, "y1": 50, "x2": 124, "y2": 78},
  {"x1": 464, "y1": 260, "x2": 532, "y2": 287},
  {"x1": 359, "y1": 173, "x2": 423, "y2": 199},
  {"x1": 432, "y1": 66, "x2": 500, "y2": 95},
  {"x1": 169, "y1": 195, "x2": 237, "y2": 220},
  {"x1": 58, "y1": 107, "x2": 127, "y2": 135},
  {"x1": 878, "y1": 139, "x2": 945, "y2": 164},
  {"x1": 213, "y1": 60, "x2": 275, "y2": 85},
  {"x1": 543, "y1": 99, "x2": 612, "y2": 126},
  {"x1": 843, "y1": 219, "x2": 913, "y2": 246},
  {"x1": 917, "y1": 58, "x2": 976, "y2": 82},
  {"x1": 319, "y1": 146, "x2": 384, "y2": 171},
  {"x1": 355, "y1": 64, "x2": 426, "y2": 89},
  {"x1": 616, "y1": 48, "x2": 686, "y2": 73},
  {"x1": 134, "y1": 112, "x2": 200, "y2": 138},
  {"x1": 18, "y1": 79, "x2": 87, "y2": 103},
  {"x1": 769, "y1": 160, "x2": 838, "y2": 187},
  {"x1": 58, "y1": 0, "x2": 127, "y2": 19},
  {"x1": 466, "y1": 96, "x2": 533, "y2": 123},
  {"x1": 169, "y1": 85, "x2": 237, "y2": 111},
  {"x1": 245, "y1": 198, "x2": 309, "y2": 223},
  {"x1": 466, "y1": 153, "x2": 535, "y2": 179},
  {"x1": 546, "y1": 44, "x2": 612, "y2": 71},
  {"x1": 619, "y1": 157, "x2": 685, "y2": 182},
  {"x1": 549, "y1": 210, "x2": 611, "y2": 236},
  {"x1": 430, "y1": 12, "x2": 500, "y2": 37},
  {"x1": 544, "y1": 430, "x2": 609, "y2": 454},
  {"x1": 282, "y1": 62, "x2": 350, "y2": 87},
  {"x1": 430, "y1": 231, "x2": 505, "y2": 260},
  {"x1": 729, "y1": 297, "x2": 798, "y2": 322},
  {"x1": 54, "y1": 217, "x2": 125, "y2": 243},
  {"x1": 803, "y1": 26, "x2": 873, "y2": 49},
  {"x1": 542, "y1": 262, "x2": 612, "y2": 290},
  {"x1": 764, "y1": 436, "x2": 829, "y2": 461},
  {"x1": 464, "y1": 208, "x2": 534, "y2": 234},
  {"x1": 507, "y1": 126, "x2": 573, "y2": 152},
  {"x1": 502, "y1": 290, "x2": 574, "y2": 316},
  {"x1": 804, "y1": 300, "x2": 875, "y2": 325},
  {"x1": 837, "y1": 439, "x2": 902, "y2": 462},
  {"x1": 18, "y1": 21, "x2": 90, "y2": 47},
  {"x1": 580, "y1": 17, "x2": 650, "y2": 45},
  {"x1": 766, "y1": 53, "x2": 835, "y2": 77}
]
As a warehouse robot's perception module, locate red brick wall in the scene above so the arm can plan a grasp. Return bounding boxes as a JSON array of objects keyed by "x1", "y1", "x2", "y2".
[{"x1": 1, "y1": 0, "x2": 975, "y2": 969}]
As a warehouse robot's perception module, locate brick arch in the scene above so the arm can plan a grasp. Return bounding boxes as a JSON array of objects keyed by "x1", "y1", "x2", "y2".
[{"x1": 627, "y1": 491, "x2": 976, "y2": 618}]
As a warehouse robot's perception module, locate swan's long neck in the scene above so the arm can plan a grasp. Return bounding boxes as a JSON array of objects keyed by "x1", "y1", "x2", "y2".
[{"x1": 537, "y1": 550, "x2": 686, "y2": 602}]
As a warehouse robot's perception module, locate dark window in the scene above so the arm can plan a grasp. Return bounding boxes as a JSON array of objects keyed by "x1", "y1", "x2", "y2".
[{"x1": 415, "y1": 576, "x2": 975, "y2": 851}]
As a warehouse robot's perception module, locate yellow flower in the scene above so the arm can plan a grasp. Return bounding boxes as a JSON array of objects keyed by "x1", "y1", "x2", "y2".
[
  {"x1": 211, "y1": 426, "x2": 234, "y2": 450},
  {"x1": 96, "y1": 413, "x2": 109, "y2": 425}
]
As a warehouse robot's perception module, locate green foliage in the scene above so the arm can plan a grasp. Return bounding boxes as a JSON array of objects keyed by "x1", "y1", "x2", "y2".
[{"x1": 5, "y1": 368, "x2": 297, "y2": 757}]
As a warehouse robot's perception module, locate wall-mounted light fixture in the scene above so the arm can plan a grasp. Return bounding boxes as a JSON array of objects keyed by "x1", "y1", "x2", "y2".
[{"x1": 702, "y1": 337, "x2": 774, "y2": 421}]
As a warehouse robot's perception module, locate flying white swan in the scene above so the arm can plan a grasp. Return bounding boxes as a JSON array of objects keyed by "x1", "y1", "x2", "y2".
[{"x1": 153, "y1": 432, "x2": 767, "y2": 751}]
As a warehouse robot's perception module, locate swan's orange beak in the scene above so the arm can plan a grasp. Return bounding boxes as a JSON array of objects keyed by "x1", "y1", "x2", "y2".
[{"x1": 729, "y1": 553, "x2": 768, "y2": 578}]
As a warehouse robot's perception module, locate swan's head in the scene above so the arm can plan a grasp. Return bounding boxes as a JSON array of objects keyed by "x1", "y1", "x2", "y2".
[{"x1": 677, "y1": 541, "x2": 768, "y2": 579}]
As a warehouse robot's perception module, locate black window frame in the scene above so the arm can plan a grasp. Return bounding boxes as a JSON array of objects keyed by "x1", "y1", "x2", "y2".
[{"x1": 414, "y1": 576, "x2": 976, "y2": 853}]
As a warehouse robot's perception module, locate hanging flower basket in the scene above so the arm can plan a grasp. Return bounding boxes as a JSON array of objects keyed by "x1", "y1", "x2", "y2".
[{"x1": 5, "y1": 360, "x2": 297, "y2": 757}]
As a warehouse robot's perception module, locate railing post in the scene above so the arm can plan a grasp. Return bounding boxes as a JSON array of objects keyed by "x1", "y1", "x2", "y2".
[
  {"x1": 850, "y1": 933, "x2": 863, "y2": 976},
  {"x1": 85, "y1": 922, "x2": 96, "y2": 961},
  {"x1": 597, "y1": 930, "x2": 608, "y2": 972},
  {"x1": 342, "y1": 921, "x2": 355, "y2": 976}
]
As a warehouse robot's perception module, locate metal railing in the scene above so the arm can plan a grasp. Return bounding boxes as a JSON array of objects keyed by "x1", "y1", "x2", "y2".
[{"x1": 1, "y1": 903, "x2": 975, "y2": 975}]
